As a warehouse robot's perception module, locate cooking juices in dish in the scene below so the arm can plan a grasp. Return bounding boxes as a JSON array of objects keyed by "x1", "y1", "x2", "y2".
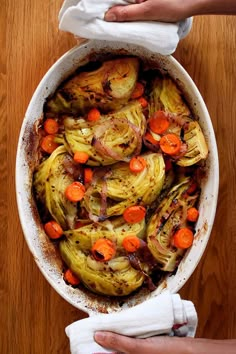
[{"x1": 33, "y1": 56, "x2": 208, "y2": 297}]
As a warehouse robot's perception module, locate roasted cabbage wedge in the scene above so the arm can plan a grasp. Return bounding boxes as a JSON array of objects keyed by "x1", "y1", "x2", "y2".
[
  {"x1": 62, "y1": 101, "x2": 146, "y2": 166},
  {"x1": 176, "y1": 120, "x2": 209, "y2": 166},
  {"x1": 33, "y1": 146, "x2": 77, "y2": 229},
  {"x1": 164, "y1": 117, "x2": 208, "y2": 166},
  {"x1": 148, "y1": 76, "x2": 208, "y2": 166},
  {"x1": 59, "y1": 218, "x2": 147, "y2": 296},
  {"x1": 82, "y1": 153, "x2": 165, "y2": 219},
  {"x1": 149, "y1": 76, "x2": 190, "y2": 117},
  {"x1": 146, "y1": 178, "x2": 200, "y2": 272},
  {"x1": 45, "y1": 57, "x2": 139, "y2": 116}
]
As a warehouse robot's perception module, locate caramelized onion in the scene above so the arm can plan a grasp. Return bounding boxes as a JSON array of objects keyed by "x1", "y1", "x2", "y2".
[
  {"x1": 149, "y1": 236, "x2": 169, "y2": 255},
  {"x1": 84, "y1": 168, "x2": 113, "y2": 222},
  {"x1": 142, "y1": 135, "x2": 160, "y2": 152},
  {"x1": 63, "y1": 155, "x2": 84, "y2": 182},
  {"x1": 100, "y1": 169, "x2": 113, "y2": 220},
  {"x1": 128, "y1": 253, "x2": 157, "y2": 291}
]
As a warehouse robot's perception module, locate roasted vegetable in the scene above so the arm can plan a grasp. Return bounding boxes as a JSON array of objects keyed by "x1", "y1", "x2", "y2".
[
  {"x1": 82, "y1": 153, "x2": 165, "y2": 220},
  {"x1": 176, "y1": 120, "x2": 208, "y2": 166},
  {"x1": 33, "y1": 146, "x2": 77, "y2": 229},
  {"x1": 162, "y1": 116, "x2": 208, "y2": 166},
  {"x1": 59, "y1": 217, "x2": 147, "y2": 296},
  {"x1": 45, "y1": 57, "x2": 139, "y2": 116},
  {"x1": 149, "y1": 76, "x2": 190, "y2": 117},
  {"x1": 148, "y1": 76, "x2": 208, "y2": 166},
  {"x1": 63, "y1": 101, "x2": 146, "y2": 166},
  {"x1": 146, "y1": 178, "x2": 200, "y2": 272}
]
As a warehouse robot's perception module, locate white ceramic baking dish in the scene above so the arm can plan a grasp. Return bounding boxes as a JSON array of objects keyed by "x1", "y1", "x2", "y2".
[{"x1": 15, "y1": 40, "x2": 219, "y2": 316}]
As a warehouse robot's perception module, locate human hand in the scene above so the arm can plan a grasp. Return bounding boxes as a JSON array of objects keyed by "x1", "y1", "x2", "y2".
[
  {"x1": 94, "y1": 331, "x2": 236, "y2": 354},
  {"x1": 94, "y1": 331, "x2": 193, "y2": 354},
  {"x1": 104, "y1": 0, "x2": 194, "y2": 23},
  {"x1": 104, "y1": 0, "x2": 236, "y2": 23}
]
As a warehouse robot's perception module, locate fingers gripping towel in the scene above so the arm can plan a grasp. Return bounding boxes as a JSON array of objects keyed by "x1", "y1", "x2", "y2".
[
  {"x1": 59, "y1": 0, "x2": 192, "y2": 55},
  {"x1": 66, "y1": 291, "x2": 198, "y2": 354}
]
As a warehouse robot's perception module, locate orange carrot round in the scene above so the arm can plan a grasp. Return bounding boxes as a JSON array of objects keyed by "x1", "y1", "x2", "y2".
[
  {"x1": 138, "y1": 97, "x2": 148, "y2": 108},
  {"x1": 40, "y1": 135, "x2": 60, "y2": 154},
  {"x1": 149, "y1": 111, "x2": 170, "y2": 134},
  {"x1": 187, "y1": 207, "x2": 199, "y2": 222},
  {"x1": 129, "y1": 156, "x2": 147, "y2": 173},
  {"x1": 123, "y1": 205, "x2": 146, "y2": 224},
  {"x1": 173, "y1": 228, "x2": 194, "y2": 249},
  {"x1": 91, "y1": 238, "x2": 116, "y2": 262},
  {"x1": 43, "y1": 118, "x2": 59, "y2": 135},
  {"x1": 63, "y1": 269, "x2": 80, "y2": 286},
  {"x1": 87, "y1": 108, "x2": 101, "y2": 122},
  {"x1": 65, "y1": 181, "x2": 85, "y2": 202},
  {"x1": 160, "y1": 133, "x2": 181, "y2": 155},
  {"x1": 84, "y1": 168, "x2": 93, "y2": 184},
  {"x1": 73, "y1": 151, "x2": 89, "y2": 164},
  {"x1": 44, "y1": 220, "x2": 63, "y2": 239},
  {"x1": 122, "y1": 235, "x2": 141, "y2": 252},
  {"x1": 131, "y1": 82, "x2": 145, "y2": 99}
]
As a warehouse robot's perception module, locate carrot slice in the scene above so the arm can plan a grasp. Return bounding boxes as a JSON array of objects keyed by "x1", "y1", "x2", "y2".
[
  {"x1": 138, "y1": 97, "x2": 148, "y2": 108},
  {"x1": 87, "y1": 108, "x2": 101, "y2": 122},
  {"x1": 173, "y1": 228, "x2": 194, "y2": 249},
  {"x1": 44, "y1": 220, "x2": 63, "y2": 239},
  {"x1": 160, "y1": 134, "x2": 181, "y2": 155},
  {"x1": 73, "y1": 151, "x2": 89, "y2": 164},
  {"x1": 149, "y1": 111, "x2": 170, "y2": 134},
  {"x1": 122, "y1": 235, "x2": 141, "y2": 252},
  {"x1": 43, "y1": 118, "x2": 59, "y2": 135},
  {"x1": 144, "y1": 132, "x2": 160, "y2": 145},
  {"x1": 91, "y1": 238, "x2": 116, "y2": 262},
  {"x1": 65, "y1": 181, "x2": 85, "y2": 202},
  {"x1": 40, "y1": 135, "x2": 60, "y2": 154},
  {"x1": 63, "y1": 269, "x2": 80, "y2": 286},
  {"x1": 186, "y1": 181, "x2": 198, "y2": 195},
  {"x1": 84, "y1": 168, "x2": 93, "y2": 184},
  {"x1": 187, "y1": 207, "x2": 199, "y2": 222},
  {"x1": 129, "y1": 156, "x2": 147, "y2": 173},
  {"x1": 131, "y1": 82, "x2": 145, "y2": 99},
  {"x1": 123, "y1": 205, "x2": 146, "y2": 224}
]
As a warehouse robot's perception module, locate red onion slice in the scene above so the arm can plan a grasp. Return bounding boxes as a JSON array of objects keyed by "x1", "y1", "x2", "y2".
[
  {"x1": 63, "y1": 154, "x2": 84, "y2": 182},
  {"x1": 142, "y1": 134, "x2": 160, "y2": 152},
  {"x1": 99, "y1": 169, "x2": 113, "y2": 220}
]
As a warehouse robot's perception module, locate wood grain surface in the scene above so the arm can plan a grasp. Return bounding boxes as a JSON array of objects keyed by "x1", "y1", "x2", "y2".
[{"x1": 1, "y1": 1, "x2": 236, "y2": 353}]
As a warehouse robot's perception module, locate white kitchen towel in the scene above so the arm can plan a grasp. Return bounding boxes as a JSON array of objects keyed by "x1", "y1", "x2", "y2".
[
  {"x1": 66, "y1": 291, "x2": 198, "y2": 354},
  {"x1": 59, "y1": 0, "x2": 192, "y2": 55}
]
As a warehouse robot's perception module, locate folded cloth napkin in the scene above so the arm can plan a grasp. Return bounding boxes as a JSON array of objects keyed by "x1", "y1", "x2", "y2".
[
  {"x1": 66, "y1": 291, "x2": 198, "y2": 354},
  {"x1": 59, "y1": 0, "x2": 192, "y2": 55}
]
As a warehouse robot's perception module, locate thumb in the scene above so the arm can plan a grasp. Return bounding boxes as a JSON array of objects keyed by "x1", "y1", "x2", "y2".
[
  {"x1": 94, "y1": 331, "x2": 179, "y2": 354},
  {"x1": 104, "y1": 3, "x2": 153, "y2": 22},
  {"x1": 94, "y1": 331, "x2": 145, "y2": 353}
]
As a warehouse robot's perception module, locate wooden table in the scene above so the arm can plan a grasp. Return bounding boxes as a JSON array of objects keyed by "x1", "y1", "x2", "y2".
[{"x1": 1, "y1": 1, "x2": 236, "y2": 353}]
